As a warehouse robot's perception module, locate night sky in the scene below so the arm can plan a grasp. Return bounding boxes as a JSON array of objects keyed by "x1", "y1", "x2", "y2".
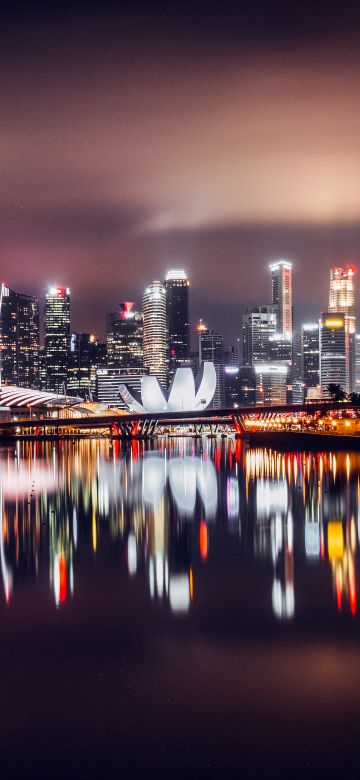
[{"x1": 2, "y1": 0, "x2": 360, "y2": 343}]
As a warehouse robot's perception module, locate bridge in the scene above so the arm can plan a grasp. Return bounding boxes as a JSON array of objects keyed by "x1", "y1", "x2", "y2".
[{"x1": 1, "y1": 399, "x2": 360, "y2": 443}]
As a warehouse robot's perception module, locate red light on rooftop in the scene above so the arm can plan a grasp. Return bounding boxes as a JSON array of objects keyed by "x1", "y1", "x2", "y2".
[{"x1": 120, "y1": 301, "x2": 135, "y2": 320}]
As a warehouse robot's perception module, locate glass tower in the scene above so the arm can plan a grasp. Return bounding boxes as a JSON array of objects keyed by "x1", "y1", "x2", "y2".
[
  {"x1": 269, "y1": 260, "x2": 292, "y2": 336},
  {"x1": 328, "y1": 266, "x2": 356, "y2": 393},
  {"x1": 142, "y1": 281, "x2": 167, "y2": 387},
  {"x1": 44, "y1": 287, "x2": 71, "y2": 394},
  {"x1": 164, "y1": 269, "x2": 190, "y2": 379},
  {"x1": 17, "y1": 293, "x2": 40, "y2": 388},
  {"x1": 107, "y1": 303, "x2": 143, "y2": 369},
  {"x1": 0, "y1": 284, "x2": 18, "y2": 385},
  {"x1": 302, "y1": 323, "x2": 320, "y2": 396}
]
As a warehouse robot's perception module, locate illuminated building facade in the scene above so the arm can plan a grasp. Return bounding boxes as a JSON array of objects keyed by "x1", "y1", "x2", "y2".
[
  {"x1": 44, "y1": 287, "x2": 71, "y2": 393},
  {"x1": 320, "y1": 313, "x2": 346, "y2": 391},
  {"x1": 328, "y1": 266, "x2": 356, "y2": 392},
  {"x1": 106, "y1": 302, "x2": 143, "y2": 369},
  {"x1": 16, "y1": 293, "x2": 40, "y2": 388},
  {"x1": 254, "y1": 363, "x2": 288, "y2": 405},
  {"x1": 242, "y1": 305, "x2": 277, "y2": 367},
  {"x1": 67, "y1": 333, "x2": 98, "y2": 397},
  {"x1": 269, "y1": 260, "x2": 292, "y2": 336},
  {"x1": 142, "y1": 281, "x2": 168, "y2": 387},
  {"x1": 165, "y1": 269, "x2": 190, "y2": 379},
  {"x1": 238, "y1": 366, "x2": 256, "y2": 406},
  {"x1": 302, "y1": 323, "x2": 320, "y2": 397},
  {"x1": 0, "y1": 284, "x2": 40, "y2": 387},
  {"x1": 224, "y1": 366, "x2": 240, "y2": 407},
  {"x1": 198, "y1": 324, "x2": 224, "y2": 408},
  {"x1": 356, "y1": 334, "x2": 360, "y2": 390}
]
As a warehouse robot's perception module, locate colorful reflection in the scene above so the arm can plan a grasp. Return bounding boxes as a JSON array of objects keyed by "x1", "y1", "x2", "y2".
[{"x1": 0, "y1": 440, "x2": 360, "y2": 621}]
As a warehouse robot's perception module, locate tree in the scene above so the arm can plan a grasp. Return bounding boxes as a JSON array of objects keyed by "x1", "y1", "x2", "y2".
[
  {"x1": 327, "y1": 383, "x2": 348, "y2": 401},
  {"x1": 350, "y1": 392, "x2": 360, "y2": 406}
]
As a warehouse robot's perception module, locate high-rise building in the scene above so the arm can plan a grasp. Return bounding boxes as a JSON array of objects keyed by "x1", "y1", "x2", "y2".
[
  {"x1": 107, "y1": 303, "x2": 143, "y2": 369},
  {"x1": 165, "y1": 269, "x2": 190, "y2": 379},
  {"x1": 302, "y1": 323, "x2": 320, "y2": 397},
  {"x1": 328, "y1": 266, "x2": 356, "y2": 392},
  {"x1": 0, "y1": 284, "x2": 18, "y2": 384},
  {"x1": 291, "y1": 330, "x2": 303, "y2": 404},
  {"x1": 269, "y1": 260, "x2": 292, "y2": 335},
  {"x1": 0, "y1": 284, "x2": 40, "y2": 387},
  {"x1": 242, "y1": 305, "x2": 277, "y2": 366},
  {"x1": 254, "y1": 363, "x2": 288, "y2": 405},
  {"x1": 39, "y1": 345, "x2": 47, "y2": 390},
  {"x1": 142, "y1": 281, "x2": 168, "y2": 387},
  {"x1": 44, "y1": 287, "x2": 71, "y2": 394},
  {"x1": 356, "y1": 335, "x2": 360, "y2": 391},
  {"x1": 238, "y1": 366, "x2": 256, "y2": 406},
  {"x1": 67, "y1": 333, "x2": 97, "y2": 397},
  {"x1": 17, "y1": 293, "x2": 40, "y2": 388},
  {"x1": 320, "y1": 312, "x2": 346, "y2": 391},
  {"x1": 198, "y1": 322, "x2": 224, "y2": 408}
]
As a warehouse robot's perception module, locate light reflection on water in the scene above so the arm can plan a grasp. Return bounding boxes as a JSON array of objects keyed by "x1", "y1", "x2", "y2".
[{"x1": 0, "y1": 438, "x2": 359, "y2": 622}]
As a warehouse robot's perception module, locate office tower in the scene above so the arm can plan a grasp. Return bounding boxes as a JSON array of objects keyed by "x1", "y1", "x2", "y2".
[
  {"x1": 254, "y1": 363, "x2": 288, "y2": 405},
  {"x1": 67, "y1": 333, "x2": 97, "y2": 397},
  {"x1": 0, "y1": 284, "x2": 18, "y2": 384},
  {"x1": 198, "y1": 323, "x2": 224, "y2": 408},
  {"x1": 242, "y1": 305, "x2": 277, "y2": 366},
  {"x1": 224, "y1": 343, "x2": 240, "y2": 406},
  {"x1": 39, "y1": 346, "x2": 47, "y2": 390},
  {"x1": 44, "y1": 287, "x2": 71, "y2": 394},
  {"x1": 320, "y1": 313, "x2": 346, "y2": 391},
  {"x1": 142, "y1": 281, "x2": 167, "y2": 387},
  {"x1": 356, "y1": 335, "x2": 360, "y2": 390},
  {"x1": 165, "y1": 269, "x2": 190, "y2": 379},
  {"x1": 290, "y1": 330, "x2": 303, "y2": 404},
  {"x1": 269, "y1": 260, "x2": 293, "y2": 335},
  {"x1": 328, "y1": 266, "x2": 356, "y2": 392},
  {"x1": 238, "y1": 366, "x2": 256, "y2": 406},
  {"x1": 96, "y1": 367, "x2": 145, "y2": 409},
  {"x1": 269, "y1": 332, "x2": 292, "y2": 363},
  {"x1": 0, "y1": 284, "x2": 40, "y2": 387},
  {"x1": 17, "y1": 293, "x2": 40, "y2": 388},
  {"x1": 224, "y1": 366, "x2": 240, "y2": 407},
  {"x1": 107, "y1": 303, "x2": 143, "y2": 369},
  {"x1": 91, "y1": 341, "x2": 107, "y2": 397},
  {"x1": 302, "y1": 323, "x2": 320, "y2": 397}
]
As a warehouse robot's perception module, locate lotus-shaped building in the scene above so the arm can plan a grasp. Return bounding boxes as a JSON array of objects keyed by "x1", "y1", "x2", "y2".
[{"x1": 119, "y1": 361, "x2": 216, "y2": 413}]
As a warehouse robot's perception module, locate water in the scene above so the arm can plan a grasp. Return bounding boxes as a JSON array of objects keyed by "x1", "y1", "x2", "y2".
[{"x1": 1, "y1": 438, "x2": 360, "y2": 778}]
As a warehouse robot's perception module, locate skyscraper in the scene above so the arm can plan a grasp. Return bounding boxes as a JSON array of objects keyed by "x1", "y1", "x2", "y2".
[
  {"x1": 0, "y1": 284, "x2": 18, "y2": 385},
  {"x1": 17, "y1": 293, "x2": 40, "y2": 388},
  {"x1": 142, "y1": 281, "x2": 167, "y2": 387},
  {"x1": 67, "y1": 333, "x2": 97, "y2": 397},
  {"x1": 328, "y1": 266, "x2": 356, "y2": 393},
  {"x1": 107, "y1": 303, "x2": 143, "y2": 369},
  {"x1": 165, "y1": 269, "x2": 190, "y2": 379},
  {"x1": 269, "y1": 260, "x2": 292, "y2": 335},
  {"x1": 302, "y1": 323, "x2": 320, "y2": 397},
  {"x1": 320, "y1": 313, "x2": 346, "y2": 391},
  {"x1": 198, "y1": 322, "x2": 224, "y2": 408},
  {"x1": 242, "y1": 305, "x2": 277, "y2": 366},
  {"x1": 0, "y1": 284, "x2": 40, "y2": 387},
  {"x1": 44, "y1": 287, "x2": 71, "y2": 394}
]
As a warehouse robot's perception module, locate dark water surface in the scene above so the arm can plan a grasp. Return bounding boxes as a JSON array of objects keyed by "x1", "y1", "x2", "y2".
[{"x1": 1, "y1": 438, "x2": 360, "y2": 778}]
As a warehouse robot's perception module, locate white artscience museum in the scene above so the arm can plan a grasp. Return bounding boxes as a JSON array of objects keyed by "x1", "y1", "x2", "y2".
[{"x1": 119, "y1": 361, "x2": 216, "y2": 413}]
